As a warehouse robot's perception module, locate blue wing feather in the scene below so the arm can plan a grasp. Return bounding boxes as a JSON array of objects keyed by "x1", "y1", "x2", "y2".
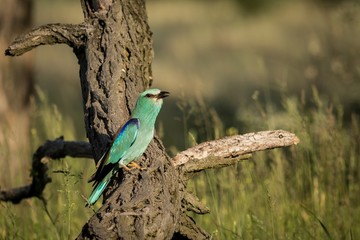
[{"x1": 107, "y1": 118, "x2": 140, "y2": 164}]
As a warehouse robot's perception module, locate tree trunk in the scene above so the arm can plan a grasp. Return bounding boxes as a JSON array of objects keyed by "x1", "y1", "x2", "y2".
[
  {"x1": 75, "y1": 1, "x2": 183, "y2": 238},
  {"x1": 0, "y1": 0, "x2": 34, "y2": 187}
]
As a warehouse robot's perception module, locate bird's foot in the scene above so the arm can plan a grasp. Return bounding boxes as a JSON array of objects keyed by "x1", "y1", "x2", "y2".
[
  {"x1": 127, "y1": 162, "x2": 147, "y2": 171},
  {"x1": 120, "y1": 163, "x2": 132, "y2": 171}
]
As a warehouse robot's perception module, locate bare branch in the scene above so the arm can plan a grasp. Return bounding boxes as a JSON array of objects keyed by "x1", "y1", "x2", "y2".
[
  {"x1": 173, "y1": 130, "x2": 300, "y2": 173},
  {"x1": 5, "y1": 23, "x2": 87, "y2": 56},
  {"x1": 0, "y1": 137, "x2": 93, "y2": 203}
]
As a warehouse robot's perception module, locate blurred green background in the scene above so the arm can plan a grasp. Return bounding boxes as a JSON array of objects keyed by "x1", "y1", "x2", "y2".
[{"x1": 1, "y1": 0, "x2": 360, "y2": 239}]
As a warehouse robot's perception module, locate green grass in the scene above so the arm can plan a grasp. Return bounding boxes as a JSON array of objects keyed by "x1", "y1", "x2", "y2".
[
  {"x1": 186, "y1": 87, "x2": 360, "y2": 239},
  {"x1": 1, "y1": 83, "x2": 359, "y2": 240},
  {"x1": 2, "y1": 53, "x2": 360, "y2": 240},
  {"x1": 0, "y1": 87, "x2": 96, "y2": 240}
]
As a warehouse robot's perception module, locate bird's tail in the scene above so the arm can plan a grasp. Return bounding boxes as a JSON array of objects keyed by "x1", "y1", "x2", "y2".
[{"x1": 85, "y1": 174, "x2": 111, "y2": 207}]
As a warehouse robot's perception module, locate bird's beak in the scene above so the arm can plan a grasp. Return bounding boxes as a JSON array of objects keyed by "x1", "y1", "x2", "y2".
[{"x1": 157, "y1": 91, "x2": 170, "y2": 99}]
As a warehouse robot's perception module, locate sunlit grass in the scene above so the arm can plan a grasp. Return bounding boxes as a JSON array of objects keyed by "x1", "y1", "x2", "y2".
[
  {"x1": 186, "y1": 87, "x2": 360, "y2": 239},
  {"x1": 0, "y1": 87, "x2": 95, "y2": 239},
  {"x1": 1, "y1": 82, "x2": 359, "y2": 239}
]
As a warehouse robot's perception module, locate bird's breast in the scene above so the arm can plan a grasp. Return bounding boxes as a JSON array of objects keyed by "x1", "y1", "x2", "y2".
[{"x1": 121, "y1": 126, "x2": 154, "y2": 162}]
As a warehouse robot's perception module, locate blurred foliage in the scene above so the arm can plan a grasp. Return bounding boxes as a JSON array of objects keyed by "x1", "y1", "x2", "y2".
[
  {"x1": 234, "y1": 0, "x2": 284, "y2": 13},
  {"x1": 234, "y1": 0, "x2": 357, "y2": 13},
  {"x1": 1, "y1": 0, "x2": 360, "y2": 239}
]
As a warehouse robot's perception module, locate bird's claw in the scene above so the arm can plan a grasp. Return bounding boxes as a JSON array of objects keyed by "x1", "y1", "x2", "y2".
[
  {"x1": 128, "y1": 162, "x2": 147, "y2": 170},
  {"x1": 121, "y1": 162, "x2": 146, "y2": 171}
]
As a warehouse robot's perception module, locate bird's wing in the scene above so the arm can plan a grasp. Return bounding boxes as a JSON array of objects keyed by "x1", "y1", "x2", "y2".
[
  {"x1": 107, "y1": 118, "x2": 140, "y2": 164},
  {"x1": 87, "y1": 118, "x2": 140, "y2": 183}
]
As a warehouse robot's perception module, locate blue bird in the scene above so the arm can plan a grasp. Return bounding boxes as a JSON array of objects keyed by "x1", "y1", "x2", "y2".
[{"x1": 86, "y1": 89, "x2": 169, "y2": 206}]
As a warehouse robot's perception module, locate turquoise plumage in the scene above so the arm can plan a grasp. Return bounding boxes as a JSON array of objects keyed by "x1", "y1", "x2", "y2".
[{"x1": 86, "y1": 89, "x2": 169, "y2": 206}]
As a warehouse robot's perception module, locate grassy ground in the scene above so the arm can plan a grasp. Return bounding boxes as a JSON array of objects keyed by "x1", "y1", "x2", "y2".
[
  {"x1": 1, "y1": 0, "x2": 360, "y2": 239},
  {"x1": 187, "y1": 88, "x2": 360, "y2": 239}
]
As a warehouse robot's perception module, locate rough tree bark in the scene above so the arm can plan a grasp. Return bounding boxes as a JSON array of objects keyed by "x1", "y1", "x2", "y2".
[{"x1": 4, "y1": 0, "x2": 299, "y2": 239}]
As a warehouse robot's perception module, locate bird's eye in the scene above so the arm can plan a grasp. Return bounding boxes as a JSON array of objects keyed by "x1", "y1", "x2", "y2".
[{"x1": 145, "y1": 93, "x2": 153, "y2": 98}]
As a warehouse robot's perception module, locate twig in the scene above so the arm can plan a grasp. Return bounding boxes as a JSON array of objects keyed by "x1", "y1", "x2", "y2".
[{"x1": 0, "y1": 136, "x2": 93, "y2": 203}]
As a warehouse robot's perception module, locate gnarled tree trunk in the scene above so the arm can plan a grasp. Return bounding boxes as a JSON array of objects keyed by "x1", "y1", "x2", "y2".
[{"x1": 75, "y1": 1, "x2": 182, "y2": 238}]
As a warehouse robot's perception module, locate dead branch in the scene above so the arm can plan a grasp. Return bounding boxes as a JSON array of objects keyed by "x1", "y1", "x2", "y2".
[
  {"x1": 0, "y1": 136, "x2": 92, "y2": 203},
  {"x1": 5, "y1": 23, "x2": 87, "y2": 56},
  {"x1": 173, "y1": 130, "x2": 300, "y2": 173}
]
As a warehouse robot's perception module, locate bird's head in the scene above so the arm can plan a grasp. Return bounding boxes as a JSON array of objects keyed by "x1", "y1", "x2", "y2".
[
  {"x1": 138, "y1": 88, "x2": 170, "y2": 106},
  {"x1": 132, "y1": 89, "x2": 170, "y2": 119}
]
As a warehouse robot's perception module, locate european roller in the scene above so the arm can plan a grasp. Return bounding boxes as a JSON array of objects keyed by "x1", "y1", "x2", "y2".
[{"x1": 86, "y1": 88, "x2": 169, "y2": 206}]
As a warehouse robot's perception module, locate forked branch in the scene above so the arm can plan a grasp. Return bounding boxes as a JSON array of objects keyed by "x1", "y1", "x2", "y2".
[{"x1": 0, "y1": 137, "x2": 92, "y2": 203}]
